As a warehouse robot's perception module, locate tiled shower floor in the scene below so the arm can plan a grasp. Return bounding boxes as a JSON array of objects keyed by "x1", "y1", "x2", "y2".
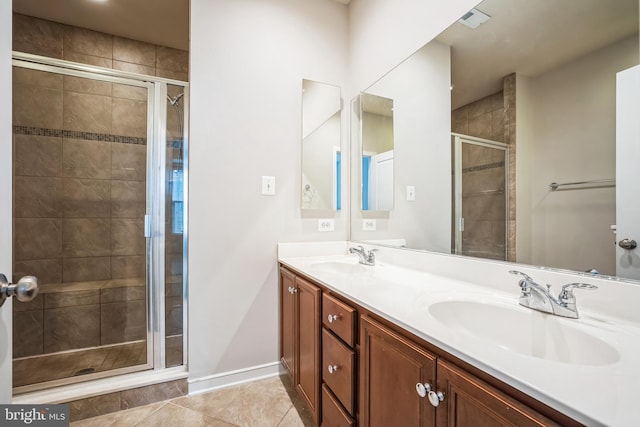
[
  {"x1": 14, "y1": 341, "x2": 147, "y2": 387},
  {"x1": 70, "y1": 376, "x2": 312, "y2": 427}
]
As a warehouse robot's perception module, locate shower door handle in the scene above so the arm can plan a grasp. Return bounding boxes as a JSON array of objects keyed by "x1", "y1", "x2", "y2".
[{"x1": 0, "y1": 274, "x2": 39, "y2": 308}]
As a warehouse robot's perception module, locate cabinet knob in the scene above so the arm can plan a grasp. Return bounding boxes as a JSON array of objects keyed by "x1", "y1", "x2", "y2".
[
  {"x1": 327, "y1": 314, "x2": 338, "y2": 323},
  {"x1": 415, "y1": 383, "x2": 444, "y2": 406},
  {"x1": 288, "y1": 287, "x2": 297, "y2": 294},
  {"x1": 328, "y1": 364, "x2": 339, "y2": 374}
]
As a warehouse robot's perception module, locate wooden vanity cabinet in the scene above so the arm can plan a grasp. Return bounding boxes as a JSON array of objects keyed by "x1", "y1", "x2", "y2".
[
  {"x1": 279, "y1": 267, "x2": 321, "y2": 424},
  {"x1": 360, "y1": 315, "x2": 437, "y2": 427},
  {"x1": 279, "y1": 266, "x2": 580, "y2": 427},
  {"x1": 435, "y1": 360, "x2": 559, "y2": 427}
]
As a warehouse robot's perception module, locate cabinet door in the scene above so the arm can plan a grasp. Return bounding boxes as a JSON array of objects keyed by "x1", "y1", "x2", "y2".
[
  {"x1": 280, "y1": 268, "x2": 296, "y2": 381},
  {"x1": 436, "y1": 360, "x2": 560, "y2": 427},
  {"x1": 360, "y1": 316, "x2": 437, "y2": 427},
  {"x1": 297, "y1": 277, "x2": 322, "y2": 424}
]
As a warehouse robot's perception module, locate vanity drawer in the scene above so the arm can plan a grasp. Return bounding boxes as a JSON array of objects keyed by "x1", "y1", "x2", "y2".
[
  {"x1": 322, "y1": 328, "x2": 355, "y2": 414},
  {"x1": 322, "y1": 293, "x2": 356, "y2": 347},
  {"x1": 321, "y1": 384, "x2": 355, "y2": 427}
]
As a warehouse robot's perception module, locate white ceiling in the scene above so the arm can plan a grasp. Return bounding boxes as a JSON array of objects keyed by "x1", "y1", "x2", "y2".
[
  {"x1": 13, "y1": 0, "x2": 190, "y2": 51},
  {"x1": 437, "y1": 0, "x2": 639, "y2": 109}
]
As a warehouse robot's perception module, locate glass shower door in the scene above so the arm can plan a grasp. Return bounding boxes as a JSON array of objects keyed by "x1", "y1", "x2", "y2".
[
  {"x1": 453, "y1": 135, "x2": 509, "y2": 260},
  {"x1": 12, "y1": 64, "x2": 152, "y2": 390}
]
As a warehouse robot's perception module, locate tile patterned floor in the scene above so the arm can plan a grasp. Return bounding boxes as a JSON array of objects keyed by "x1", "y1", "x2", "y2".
[{"x1": 70, "y1": 376, "x2": 308, "y2": 427}]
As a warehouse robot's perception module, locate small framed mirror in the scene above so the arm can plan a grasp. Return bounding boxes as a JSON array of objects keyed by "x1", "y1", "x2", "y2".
[{"x1": 301, "y1": 79, "x2": 342, "y2": 211}]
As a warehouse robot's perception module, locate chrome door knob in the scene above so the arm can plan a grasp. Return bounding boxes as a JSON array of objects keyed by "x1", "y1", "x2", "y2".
[
  {"x1": 0, "y1": 274, "x2": 39, "y2": 307},
  {"x1": 619, "y1": 239, "x2": 637, "y2": 250}
]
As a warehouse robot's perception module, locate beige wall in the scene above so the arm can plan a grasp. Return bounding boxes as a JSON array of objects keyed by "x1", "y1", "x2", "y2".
[{"x1": 527, "y1": 35, "x2": 639, "y2": 275}]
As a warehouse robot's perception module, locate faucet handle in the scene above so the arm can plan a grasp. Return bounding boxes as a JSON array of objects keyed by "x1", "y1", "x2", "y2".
[
  {"x1": 559, "y1": 283, "x2": 598, "y2": 302},
  {"x1": 509, "y1": 270, "x2": 536, "y2": 287}
]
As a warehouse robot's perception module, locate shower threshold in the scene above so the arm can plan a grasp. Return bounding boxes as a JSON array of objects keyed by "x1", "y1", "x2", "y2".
[{"x1": 13, "y1": 340, "x2": 147, "y2": 390}]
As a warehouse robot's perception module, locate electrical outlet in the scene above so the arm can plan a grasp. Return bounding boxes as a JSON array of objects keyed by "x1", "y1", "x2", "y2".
[
  {"x1": 406, "y1": 185, "x2": 416, "y2": 201},
  {"x1": 318, "y1": 219, "x2": 335, "y2": 232},
  {"x1": 363, "y1": 219, "x2": 377, "y2": 231},
  {"x1": 261, "y1": 176, "x2": 275, "y2": 195}
]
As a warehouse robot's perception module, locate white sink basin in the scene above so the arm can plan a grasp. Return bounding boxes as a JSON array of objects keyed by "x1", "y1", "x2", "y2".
[
  {"x1": 308, "y1": 260, "x2": 369, "y2": 275},
  {"x1": 429, "y1": 300, "x2": 620, "y2": 366}
]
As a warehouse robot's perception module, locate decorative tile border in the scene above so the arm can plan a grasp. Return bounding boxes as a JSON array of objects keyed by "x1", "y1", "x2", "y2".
[
  {"x1": 463, "y1": 161, "x2": 505, "y2": 174},
  {"x1": 13, "y1": 125, "x2": 147, "y2": 145}
]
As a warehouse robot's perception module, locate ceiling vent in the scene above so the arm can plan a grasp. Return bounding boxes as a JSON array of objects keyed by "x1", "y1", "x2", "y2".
[{"x1": 458, "y1": 8, "x2": 491, "y2": 29}]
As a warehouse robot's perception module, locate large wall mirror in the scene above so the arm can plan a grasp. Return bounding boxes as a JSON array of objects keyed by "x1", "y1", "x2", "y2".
[
  {"x1": 350, "y1": 0, "x2": 640, "y2": 280},
  {"x1": 302, "y1": 79, "x2": 342, "y2": 212}
]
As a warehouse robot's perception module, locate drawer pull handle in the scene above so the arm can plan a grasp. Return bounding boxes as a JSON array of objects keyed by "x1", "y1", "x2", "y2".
[
  {"x1": 327, "y1": 314, "x2": 338, "y2": 323},
  {"x1": 328, "y1": 364, "x2": 339, "y2": 374},
  {"x1": 416, "y1": 383, "x2": 445, "y2": 407}
]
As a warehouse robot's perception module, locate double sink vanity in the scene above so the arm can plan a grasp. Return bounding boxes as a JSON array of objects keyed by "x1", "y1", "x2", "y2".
[{"x1": 278, "y1": 241, "x2": 640, "y2": 427}]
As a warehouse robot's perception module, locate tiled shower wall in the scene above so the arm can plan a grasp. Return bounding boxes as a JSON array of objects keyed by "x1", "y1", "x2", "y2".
[
  {"x1": 451, "y1": 79, "x2": 516, "y2": 262},
  {"x1": 12, "y1": 13, "x2": 187, "y2": 361}
]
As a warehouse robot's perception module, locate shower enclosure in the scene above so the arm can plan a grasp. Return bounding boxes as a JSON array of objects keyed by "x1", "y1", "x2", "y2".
[
  {"x1": 452, "y1": 134, "x2": 509, "y2": 260},
  {"x1": 11, "y1": 52, "x2": 188, "y2": 393}
]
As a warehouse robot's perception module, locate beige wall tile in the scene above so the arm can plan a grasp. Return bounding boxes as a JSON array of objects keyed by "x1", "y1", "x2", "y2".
[
  {"x1": 113, "y1": 37, "x2": 156, "y2": 67},
  {"x1": 111, "y1": 219, "x2": 145, "y2": 256},
  {"x1": 11, "y1": 292, "x2": 44, "y2": 313},
  {"x1": 68, "y1": 392, "x2": 121, "y2": 422},
  {"x1": 112, "y1": 98, "x2": 148, "y2": 138},
  {"x1": 13, "y1": 14, "x2": 63, "y2": 58},
  {"x1": 45, "y1": 290, "x2": 101, "y2": 309},
  {"x1": 62, "y1": 218, "x2": 111, "y2": 257},
  {"x1": 111, "y1": 180, "x2": 146, "y2": 219},
  {"x1": 63, "y1": 26, "x2": 113, "y2": 59},
  {"x1": 63, "y1": 139, "x2": 111, "y2": 179},
  {"x1": 156, "y1": 46, "x2": 188, "y2": 74},
  {"x1": 100, "y1": 285, "x2": 145, "y2": 304},
  {"x1": 13, "y1": 84, "x2": 63, "y2": 129},
  {"x1": 14, "y1": 218, "x2": 62, "y2": 260},
  {"x1": 468, "y1": 112, "x2": 493, "y2": 140},
  {"x1": 156, "y1": 68, "x2": 188, "y2": 82},
  {"x1": 44, "y1": 304, "x2": 100, "y2": 352},
  {"x1": 113, "y1": 60, "x2": 155, "y2": 76},
  {"x1": 13, "y1": 310, "x2": 44, "y2": 357},
  {"x1": 100, "y1": 300, "x2": 146, "y2": 344},
  {"x1": 14, "y1": 176, "x2": 62, "y2": 218},
  {"x1": 111, "y1": 256, "x2": 146, "y2": 280},
  {"x1": 111, "y1": 143, "x2": 147, "y2": 181},
  {"x1": 64, "y1": 75, "x2": 112, "y2": 97},
  {"x1": 13, "y1": 67, "x2": 63, "y2": 89},
  {"x1": 14, "y1": 260, "x2": 61, "y2": 287},
  {"x1": 112, "y1": 84, "x2": 148, "y2": 102},
  {"x1": 120, "y1": 379, "x2": 187, "y2": 409},
  {"x1": 63, "y1": 91, "x2": 112, "y2": 133},
  {"x1": 62, "y1": 178, "x2": 111, "y2": 218},
  {"x1": 63, "y1": 257, "x2": 112, "y2": 283},
  {"x1": 14, "y1": 135, "x2": 62, "y2": 177},
  {"x1": 63, "y1": 51, "x2": 113, "y2": 69}
]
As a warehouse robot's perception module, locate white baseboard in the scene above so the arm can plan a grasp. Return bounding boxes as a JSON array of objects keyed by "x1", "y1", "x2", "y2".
[{"x1": 188, "y1": 361, "x2": 284, "y2": 395}]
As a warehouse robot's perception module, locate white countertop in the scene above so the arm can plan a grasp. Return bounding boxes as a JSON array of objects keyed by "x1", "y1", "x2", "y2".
[{"x1": 278, "y1": 243, "x2": 640, "y2": 427}]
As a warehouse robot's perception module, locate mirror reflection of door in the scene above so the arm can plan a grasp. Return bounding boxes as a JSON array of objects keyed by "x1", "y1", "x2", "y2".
[
  {"x1": 301, "y1": 79, "x2": 342, "y2": 211},
  {"x1": 360, "y1": 93, "x2": 394, "y2": 211},
  {"x1": 453, "y1": 134, "x2": 509, "y2": 260}
]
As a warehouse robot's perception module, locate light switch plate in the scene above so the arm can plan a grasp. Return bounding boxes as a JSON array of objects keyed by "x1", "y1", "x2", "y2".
[
  {"x1": 363, "y1": 219, "x2": 377, "y2": 231},
  {"x1": 261, "y1": 176, "x2": 275, "y2": 195},
  {"x1": 318, "y1": 219, "x2": 335, "y2": 232},
  {"x1": 406, "y1": 186, "x2": 416, "y2": 201}
]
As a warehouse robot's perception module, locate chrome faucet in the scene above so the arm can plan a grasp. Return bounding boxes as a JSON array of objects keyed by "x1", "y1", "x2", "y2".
[
  {"x1": 349, "y1": 245, "x2": 377, "y2": 266},
  {"x1": 509, "y1": 270, "x2": 597, "y2": 319}
]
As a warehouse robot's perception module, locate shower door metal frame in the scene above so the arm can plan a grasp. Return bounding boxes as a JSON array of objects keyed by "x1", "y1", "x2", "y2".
[
  {"x1": 11, "y1": 52, "x2": 189, "y2": 393},
  {"x1": 452, "y1": 133, "x2": 509, "y2": 258}
]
